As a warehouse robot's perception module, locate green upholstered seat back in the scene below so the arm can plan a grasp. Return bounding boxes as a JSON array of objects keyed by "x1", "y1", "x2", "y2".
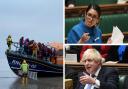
[
  {"x1": 65, "y1": 14, "x2": 128, "y2": 37},
  {"x1": 95, "y1": 0, "x2": 117, "y2": 5},
  {"x1": 119, "y1": 75, "x2": 128, "y2": 89},
  {"x1": 99, "y1": 14, "x2": 128, "y2": 34},
  {"x1": 65, "y1": 17, "x2": 82, "y2": 37},
  {"x1": 75, "y1": 0, "x2": 117, "y2": 6},
  {"x1": 75, "y1": 0, "x2": 92, "y2": 6}
]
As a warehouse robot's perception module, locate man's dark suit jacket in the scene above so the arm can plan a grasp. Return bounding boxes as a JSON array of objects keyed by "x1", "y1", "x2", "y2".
[{"x1": 75, "y1": 67, "x2": 119, "y2": 89}]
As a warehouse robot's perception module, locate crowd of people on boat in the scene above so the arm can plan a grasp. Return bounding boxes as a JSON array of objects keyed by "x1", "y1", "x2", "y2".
[{"x1": 7, "y1": 36, "x2": 57, "y2": 60}]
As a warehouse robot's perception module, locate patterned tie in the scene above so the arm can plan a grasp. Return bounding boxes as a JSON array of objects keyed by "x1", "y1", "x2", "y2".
[{"x1": 91, "y1": 74, "x2": 96, "y2": 78}]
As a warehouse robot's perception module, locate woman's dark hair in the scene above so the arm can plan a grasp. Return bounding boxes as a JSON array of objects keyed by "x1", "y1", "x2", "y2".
[{"x1": 86, "y1": 4, "x2": 101, "y2": 17}]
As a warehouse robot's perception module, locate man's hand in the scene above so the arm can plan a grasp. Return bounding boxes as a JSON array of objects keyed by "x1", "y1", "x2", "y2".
[{"x1": 79, "y1": 75, "x2": 95, "y2": 85}]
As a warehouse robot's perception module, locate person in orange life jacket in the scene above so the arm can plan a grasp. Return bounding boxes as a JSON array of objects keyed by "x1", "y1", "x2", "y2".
[{"x1": 29, "y1": 41, "x2": 39, "y2": 58}]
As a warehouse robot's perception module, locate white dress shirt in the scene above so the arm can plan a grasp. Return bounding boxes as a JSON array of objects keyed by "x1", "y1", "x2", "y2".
[{"x1": 84, "y1": 67, "x2": 101, "y2": 89}]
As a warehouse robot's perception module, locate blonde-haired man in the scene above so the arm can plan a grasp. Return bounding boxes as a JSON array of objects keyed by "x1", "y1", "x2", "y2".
[{"x1": 76, "y1": 48, "x2": 119, "y2": 89}]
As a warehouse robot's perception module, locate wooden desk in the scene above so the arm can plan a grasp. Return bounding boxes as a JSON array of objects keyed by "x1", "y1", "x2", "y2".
[
  {"x1": 66, "y1": 61, "x2": 128, "y2": 67},
  {"x1": 65, "y1": 4, "x2": 128, "y2": 18},
  {"x1": 102, "y1": 32, "x2": 128, "y2": 43},
  {"x1": 65, "y1": 62, "x2": 128, "y2": 75}
]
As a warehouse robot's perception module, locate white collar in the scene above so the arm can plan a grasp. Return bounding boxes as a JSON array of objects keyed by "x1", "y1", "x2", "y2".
[{"x1": 93, "y1": 66, "x2": 101, "y2": 77}]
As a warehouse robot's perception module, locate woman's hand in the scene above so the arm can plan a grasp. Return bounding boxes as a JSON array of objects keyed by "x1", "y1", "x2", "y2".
[
  {"x1": 107, "y1": 37, "x2": 112, "y2": 44},
  {"x1": 78, "y1": 33, "x2": 90, "y2": 43}
]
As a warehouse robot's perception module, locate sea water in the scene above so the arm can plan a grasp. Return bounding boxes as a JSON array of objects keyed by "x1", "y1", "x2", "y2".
[{"x1": 0, "y1": 70, "x2": 63, "y2": 89}]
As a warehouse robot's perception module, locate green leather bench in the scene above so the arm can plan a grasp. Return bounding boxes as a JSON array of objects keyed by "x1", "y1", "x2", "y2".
[
  {"x1": 75, "y1": 0, "x2": 117, "y2": 6},
  {"x1": 119, "y1": 75, "x2": 128, "y2": 89},
  {"x1": 100, "y1": 14, "x2": 128, "y2": 34},
  {"x1": 65, "y1": 14, "x2": 128, "y2": 43},
  {"x1": 65, "y1": 17, "x2": 81, "y2": 38}
]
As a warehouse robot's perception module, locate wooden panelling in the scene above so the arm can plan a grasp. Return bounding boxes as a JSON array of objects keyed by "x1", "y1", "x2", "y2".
[
  {"x1": 65, "y1": 62, "x2": 128, "y2": 75},
  {"x1": 65, "y1": 4, "x2": 128, "y2": 18}
]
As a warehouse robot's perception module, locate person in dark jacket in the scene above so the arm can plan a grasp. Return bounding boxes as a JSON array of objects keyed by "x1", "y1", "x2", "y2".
[{"x1": 76, "y1": 48, "x2": 119, "y2": 89}]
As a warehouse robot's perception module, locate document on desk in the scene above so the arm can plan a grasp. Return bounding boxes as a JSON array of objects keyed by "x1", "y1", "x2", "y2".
[{"x1": 111, "y1": 26, "x2": 124, "y2": 44}]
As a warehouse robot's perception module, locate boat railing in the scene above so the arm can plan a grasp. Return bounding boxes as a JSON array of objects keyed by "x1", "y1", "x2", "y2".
[
  {"x1": 12, "y1": 42, "x2": 20, "y2": 51},
  {"x1": 7, "y1": 50, "x2": 35, "y2": 60},
  {"x1": 7, "y1": 42, "x2": 31, "y2": 59}
]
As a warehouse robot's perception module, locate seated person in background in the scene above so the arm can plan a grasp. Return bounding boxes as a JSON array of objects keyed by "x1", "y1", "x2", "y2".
[
  {"x1": 76, "y1": 48, "x2": 119, "y2": 89},
  {"x1": 67, "y1": 4, "x2": 102, "y2": 44},
  {"x1": 106, "y1": 46, "x2": 119, "y2": 63},
  {"x1": 100, "y1": 45, "x2": 111, "y2": 60},
  {"x1": 65, "y1": 0, "x2": 75, "y2": 8},
  {"x1": 118, "y1": 45, "x2": 128, "y2": 63}
]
